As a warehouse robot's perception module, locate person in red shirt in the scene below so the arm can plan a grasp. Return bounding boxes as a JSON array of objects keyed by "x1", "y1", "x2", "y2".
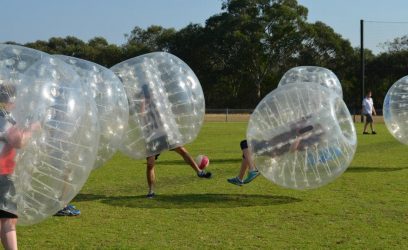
[{"x1": 0, "y1": 84, "x2": 39, "y2": 250}]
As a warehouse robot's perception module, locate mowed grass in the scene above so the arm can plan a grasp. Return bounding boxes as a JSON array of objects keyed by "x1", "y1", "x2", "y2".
[{"x1": 18, "y1": 122, "x2": 407, "y2": 249}]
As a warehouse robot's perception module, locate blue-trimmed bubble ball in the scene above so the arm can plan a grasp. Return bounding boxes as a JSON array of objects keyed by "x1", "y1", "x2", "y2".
[{"x1": 247, "y1": 83, "x2": 356, "y2": 190}]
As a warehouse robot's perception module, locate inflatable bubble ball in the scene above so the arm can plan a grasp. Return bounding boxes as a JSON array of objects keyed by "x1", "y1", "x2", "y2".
[
  {"x1": 0, "y1": 44, "x2": 99, "y2": 225},
  {"x1": 247, "y1": 83, "x2": 356, "y2": 190},
  {"x1": 383, "y1": 76, "x2": 408, "y2": 145},
  {"x1": 278, "y1": 66, "x2": 343, "y2": 98},
  {"x1": 55, "y1": 55, "x2": 129, "y2": 168},
  {"x1": 110, "y1": 52, "x2": 205, "y2": 159}
]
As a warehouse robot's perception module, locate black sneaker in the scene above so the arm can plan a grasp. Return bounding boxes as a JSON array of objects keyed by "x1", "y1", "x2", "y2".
[
  {"x1": 372, "y1": 131, "x2": 377, "y2": 134},
  {"x1": 197, "y1": 170, "x2": 212, "y2": 178},
  {"x1": 363, "y1": 132, "x2": 369, "y2": 135},
  {"x1": 146, "y1": 192, "x2": 155, "y2": 198},
  {"x1": 54, "y1": 207, "x2": 70, "y2": 216}
]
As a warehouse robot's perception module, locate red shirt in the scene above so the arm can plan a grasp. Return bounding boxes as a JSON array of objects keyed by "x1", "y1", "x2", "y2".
[
  {"x1": 0, "y1": 144, "x2": 16, "y2": 175},
  {"x1": 0, "y1": 114, "x2": 17, "y2": 175}
]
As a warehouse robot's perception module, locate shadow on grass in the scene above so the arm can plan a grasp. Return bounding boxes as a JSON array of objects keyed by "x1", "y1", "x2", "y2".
[
  {"x1": 74, "y1": 193, "x2": 301, "y2": 209},
  {"x1": 346, "y1": 166, "x2": 406, "y2": 173},
  {"x1": 74, "y1": 193, "x2": 109, "y2": 202}
]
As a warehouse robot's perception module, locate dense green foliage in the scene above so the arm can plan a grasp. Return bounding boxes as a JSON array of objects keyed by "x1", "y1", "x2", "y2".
[
  {"x1": 5, "y1": 0, "x2": 408, "y2": 109},
  {"x1": 17, "y1": 122, "x2": 408, "y2": 249}
]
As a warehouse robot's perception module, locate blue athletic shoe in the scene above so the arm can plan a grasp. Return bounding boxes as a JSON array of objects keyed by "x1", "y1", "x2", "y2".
[
  {"x1": 66, "y1": 204, "x2": 76, "y2": 210},
  {"x1": 227, "y1": 177, "x2": 244, "y2": 186},
  {"x1": 243, "y1": 170, "x2": 260, "y2": 184},
  {"x1": 68, "y1": 207, "x2": 81, "y2": 216}
]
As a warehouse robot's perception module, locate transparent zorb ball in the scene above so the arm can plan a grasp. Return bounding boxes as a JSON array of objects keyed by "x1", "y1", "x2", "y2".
[
  {"x1": 247, "y1": 83, "x2": 356, "y2": 190},
  {"x1": 0, "y1": 44, "x2": 99, "y2": 225},
  {"x1": 111, "y1": 52, "x2": 205, "y2": 159},
  {"x1": 55, "y1": 55, "x2": 129, "y2": 168},
  {"x1": 383, "y1": 76, "x2": 408, "y2": 145},
  {"x1": 278, "y1": 66, "x2": 343, "y2": 98}
]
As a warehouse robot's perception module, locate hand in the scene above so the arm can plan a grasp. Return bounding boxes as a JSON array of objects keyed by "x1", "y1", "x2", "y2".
[
  {"x1": 290, "y1": 136, "x2": 301, "y2": 152},
  {"x1": 6, "y1": 126, "x2": 23, "y2": 149},
  {"x1": 30, "y1": 121, "x2": 41, "y2": 131}
]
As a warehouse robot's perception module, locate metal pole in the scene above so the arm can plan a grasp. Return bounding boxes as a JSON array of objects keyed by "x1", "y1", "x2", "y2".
[{"x1": 360, "y1": 19, "x2": 365, "y2": 122}]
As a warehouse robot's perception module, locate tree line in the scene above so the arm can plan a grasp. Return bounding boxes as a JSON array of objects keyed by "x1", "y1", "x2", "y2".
[{"x1": 4, "y1": 0, "x2": 408, "y2": 111}]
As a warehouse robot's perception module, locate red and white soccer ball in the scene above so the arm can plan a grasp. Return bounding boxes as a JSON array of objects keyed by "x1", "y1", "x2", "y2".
[{"x1": 195, "y1": 155, "x2": 209, "y2": 170}]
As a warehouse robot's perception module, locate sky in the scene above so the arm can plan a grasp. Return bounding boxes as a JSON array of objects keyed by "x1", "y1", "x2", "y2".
[{"x1": 1, "y1": 0, "x2": 408, "y2": 54}]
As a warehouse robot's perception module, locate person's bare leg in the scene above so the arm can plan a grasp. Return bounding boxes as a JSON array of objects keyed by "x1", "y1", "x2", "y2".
[
  {"x1": 146, "y1": 156, "x2": 155, "y2": 195},
  {"x1": 242, "y1": 148, "x2": 256, "y2": 172},
  {"x1": 173, "y1": 147, "x2": 200, "y2": 173},
  {"x1": 241, "y1": 147, "x2": 259, "y2": 184},
  {"x1": 363, "y1": 121, "x2": 369, "y2": 133},
  {"x1": 0, "y1": 218, "x2": 17, "y2": 250},
  {"x1": 236, "y1": 147, "x2": 257, "y2": 180},
  {"x1": 370, "y1": 122, "x2": 375, "y2": 132},
  {"x1": 237, "y1": 158, "x2": 249, "y2": 181}
]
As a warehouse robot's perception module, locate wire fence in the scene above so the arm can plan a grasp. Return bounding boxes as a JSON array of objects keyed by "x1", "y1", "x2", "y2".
[
  {"x1": 205, "y1": 108, "x2": 252, "y2": 122},
  {"x1": 205, "y1": 108, "x2": 384, "y2": 123}
]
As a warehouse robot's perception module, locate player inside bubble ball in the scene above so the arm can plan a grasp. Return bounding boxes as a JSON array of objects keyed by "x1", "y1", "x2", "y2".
[
  {"x1": 252, "y1": 116, "x2": 325, "y2": 158},
  {"x1": 227, "y1": 116, "x2": 342, "y2": 186},
  {"x1": 0, "y1": 84, "x2": 40, "y2": 250},
  {"x1": 134, "y1": 84, "x2": 212, "y2": 198},
  {"x1": 46, "y1": 87, "x2": 81, "y2": 217},
  {"x1": 227, "y1": 120, "x2": 326, "y2": 186}
]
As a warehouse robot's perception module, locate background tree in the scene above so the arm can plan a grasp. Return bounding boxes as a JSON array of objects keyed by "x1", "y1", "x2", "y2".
[
  {"x1": 125, "y1": 25, "x2": 176, "y2": 52},
  {"x1": 298, "y1": 21, "x2": 358, "y2": 107},
  {"x1": 10, "y1": 0, "x2": 407, "y2": 110},
  {"x1": 196, "y1": 0, "x2": 310, "y2": 108}
]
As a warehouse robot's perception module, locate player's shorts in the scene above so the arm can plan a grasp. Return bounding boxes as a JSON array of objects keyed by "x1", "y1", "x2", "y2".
[
  {"x1": 0, "y1": 175, "x2": 17, "y2": 218},
  {"x1": 240, "y1": 140, "x2": 248, "y2": 159},
  {"x1": 0, "y1": 209, "x2": 17, "y2": 218},
  {"x1": 364, "y1": 114, "x2": 373, "y2": 123}
]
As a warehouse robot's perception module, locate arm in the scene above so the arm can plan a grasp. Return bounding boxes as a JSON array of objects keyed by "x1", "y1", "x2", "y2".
[
  {"x1": 290, "y1": 137, "x2": 301, "y2": 152},
  {"x1": 7, "y1": 122, "x2": 41, "y2": 149},
  {"x1": 372, "y1": 102, "x2": 376, "y2": 116},
  {"x1": 290, "y1": 124, "x2": 324, "y2": 153}
]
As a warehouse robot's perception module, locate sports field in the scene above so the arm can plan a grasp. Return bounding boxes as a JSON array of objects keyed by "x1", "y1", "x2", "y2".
[{"x1": 18, "y1": 122, "x2": 407, "y2": 249}]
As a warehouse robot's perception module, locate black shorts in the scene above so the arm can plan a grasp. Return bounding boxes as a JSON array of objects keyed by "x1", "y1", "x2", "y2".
[
  {"x1": 364, "y1": 114, "x2": 373, "y2": 123},
  {"x1": 240, "y1": 140, "x2": 248, "y2": 159},
  {"x1": 146, "y1": 134, "x2": 168, "y2": 157},
  {"x1": 240, "y1": 140, "x2": 248, "y2": 150},
  {"x1": 0, "y1": 209, "x2": 17, "y2": 218},
  {"x1": 0, "y1": 175, "x2": 17, "y2": 218}
]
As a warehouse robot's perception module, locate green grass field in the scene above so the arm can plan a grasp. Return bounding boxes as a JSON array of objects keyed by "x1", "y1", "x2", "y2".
[{"x1": 18, "y1": 122, "x2": 407, "y2": 249}]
